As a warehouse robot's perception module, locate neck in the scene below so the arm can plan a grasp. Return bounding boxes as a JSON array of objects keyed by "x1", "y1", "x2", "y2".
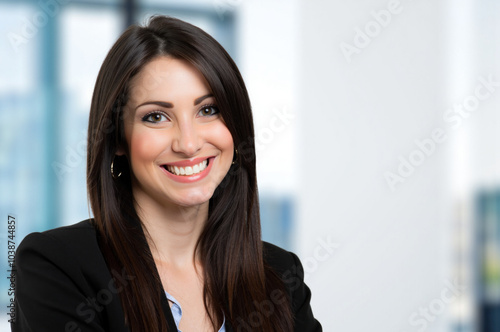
[{"x1": 134, "y1": 191, "x2": 209, "y2": 269}]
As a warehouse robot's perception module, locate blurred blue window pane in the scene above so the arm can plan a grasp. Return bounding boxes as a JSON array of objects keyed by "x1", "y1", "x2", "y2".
[
  {"x1": 260, "y1": 195, "x2": 293, "y2": 250},
  {"x1": 58, "y1": 7, "x2": 121, "y2": 226},
  {"x1": 475, "y1": 190, "x2": 500, "y2": 332}
]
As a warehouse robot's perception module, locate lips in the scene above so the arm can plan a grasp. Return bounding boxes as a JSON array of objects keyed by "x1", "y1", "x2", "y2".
[
  {"x1": 163, "y1": 159, "x2": 208, "y2": 176},
  {"x1": 160, "y1": 156, "x2": 214, "y2": 183}
]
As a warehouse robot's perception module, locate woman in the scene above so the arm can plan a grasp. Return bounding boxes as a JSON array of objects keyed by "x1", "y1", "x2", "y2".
[{"x1": 12, "y1": 16, "x2": 322, "y2": 332}]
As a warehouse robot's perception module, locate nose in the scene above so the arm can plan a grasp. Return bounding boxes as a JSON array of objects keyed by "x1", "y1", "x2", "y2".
[{"x1": 171, "y1": 120, "x2": 202, "y2": 156}]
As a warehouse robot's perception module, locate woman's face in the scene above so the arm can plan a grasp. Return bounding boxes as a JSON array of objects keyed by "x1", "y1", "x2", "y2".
[{"x1": 119, "y1": 56, "x2": 234, "y2": 209}]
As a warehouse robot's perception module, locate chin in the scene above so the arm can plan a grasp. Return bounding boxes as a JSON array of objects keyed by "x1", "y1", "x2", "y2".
[{"x1": 173, "y1": 188, "x2": 215, "y2": 207}]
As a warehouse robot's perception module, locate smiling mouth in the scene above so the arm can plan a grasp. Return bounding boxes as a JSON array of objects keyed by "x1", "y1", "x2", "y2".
[{"x1": 163, "y1": 159, "x2": 209, "y2": 176}]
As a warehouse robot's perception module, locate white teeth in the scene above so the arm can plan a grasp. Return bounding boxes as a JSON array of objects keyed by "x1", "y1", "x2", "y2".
[{"x1": 165, "y1": 159, "x2": 209, "y2": 176}]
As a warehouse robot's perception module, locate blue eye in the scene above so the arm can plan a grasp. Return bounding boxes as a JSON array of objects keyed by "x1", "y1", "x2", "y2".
[
  {"x1": 142, "y1": 112, "x2": 168, "y2": 123},
  {"x1": 198, "y1": 105, "x2": 219, "y2": 117}
]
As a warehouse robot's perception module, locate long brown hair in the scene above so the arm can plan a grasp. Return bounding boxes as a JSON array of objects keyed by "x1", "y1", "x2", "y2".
[{"x1": 87, "y1": 16, "x2": 293, "y2": 331}]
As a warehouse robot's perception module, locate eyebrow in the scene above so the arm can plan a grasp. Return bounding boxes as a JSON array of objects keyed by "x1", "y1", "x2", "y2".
[
  {"x1": 135, "y1": 101, "x2": 173, "y2": 110},
  {"x1": 135, "y1": 94, "x2": 214, "y2": 110},
  {"x1": 194, "y1": 94, "x2": 213, "y2": 105}
]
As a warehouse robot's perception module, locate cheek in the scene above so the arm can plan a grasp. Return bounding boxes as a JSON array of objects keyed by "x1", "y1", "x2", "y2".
[
  {"x1": 128, "y1": 130, "x2": 170, "y2": 167},
  {"x1": 212, "y1": 124, "x2": 234, "y2": 156}
]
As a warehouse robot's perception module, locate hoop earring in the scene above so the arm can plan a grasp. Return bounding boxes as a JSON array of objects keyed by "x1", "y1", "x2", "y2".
[
  {"x1": 232, "y1": 149, "x2": 238, "y2": 165},
  {"x1": 111, "y1": 157, "x2": 122, "y2": 179}
]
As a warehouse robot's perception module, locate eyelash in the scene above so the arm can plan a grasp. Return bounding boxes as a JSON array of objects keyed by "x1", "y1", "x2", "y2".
[
  {"x1": 141, "y1": 111, "x2": 169, "y2": 123},
  {"x1": 198, "y1": 104, "x2": 220, "y2": 117},
  {"x1": 141, "y1": 104, "x2": 220, "y2": 123}
]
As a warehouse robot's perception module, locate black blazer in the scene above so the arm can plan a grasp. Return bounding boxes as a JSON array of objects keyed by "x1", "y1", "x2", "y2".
[{"x1": 11, "y1": 219, "x2": 322, "y2": 331}]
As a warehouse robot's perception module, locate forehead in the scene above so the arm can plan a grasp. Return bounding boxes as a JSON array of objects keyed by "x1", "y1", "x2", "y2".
[{"x1": 127, "y1": 56, "x2": 210, "y2": 105}]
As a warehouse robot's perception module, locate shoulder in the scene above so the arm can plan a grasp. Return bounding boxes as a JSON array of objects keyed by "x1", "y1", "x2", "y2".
[
  {"x1": 262, "y1": 241, "x2": 305, "y2": 293},
  {"x1": 262, "y1": 241, "x2": 299, "y2": 273},
  {"x1": 17, "y1": 219, "x2": 102, "y2": 268},
  {"x1": 15, "y1": 219, "x2": 110, "y2": 288},
  {"x1": 15, "y1": 218, "x2": 108, "y2": 288},
  {"x1": 262, "y1": 241, "x2": 323, "y2": 332},
  {"x1": 20, "y1": 218, "x2": 96, "y2": 247},
  {"x1": 13, "y1": 220, "x2": 128, "y2": 331}
]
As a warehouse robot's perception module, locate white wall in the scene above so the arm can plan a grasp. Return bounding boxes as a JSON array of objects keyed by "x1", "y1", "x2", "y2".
[
  {"x1": 237, "y1": 0, "x2": 457, "y2": 330},
  {"x1": 238, "y1": 0, "x2": 300, "y2": 195},
  {"x1": 294, "y1": 0, "x2": 493, "y2": 331}
]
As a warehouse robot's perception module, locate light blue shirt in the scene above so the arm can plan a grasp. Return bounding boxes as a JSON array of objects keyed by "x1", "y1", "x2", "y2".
[{"x1": 165, "y1": 291, "x2": 226, "y2": 332}]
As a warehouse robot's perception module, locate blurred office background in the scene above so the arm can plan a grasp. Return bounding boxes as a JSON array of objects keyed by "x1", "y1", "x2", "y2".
[{"x1": 0, "y1": 0, "x2": 499, "y2": 331}]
